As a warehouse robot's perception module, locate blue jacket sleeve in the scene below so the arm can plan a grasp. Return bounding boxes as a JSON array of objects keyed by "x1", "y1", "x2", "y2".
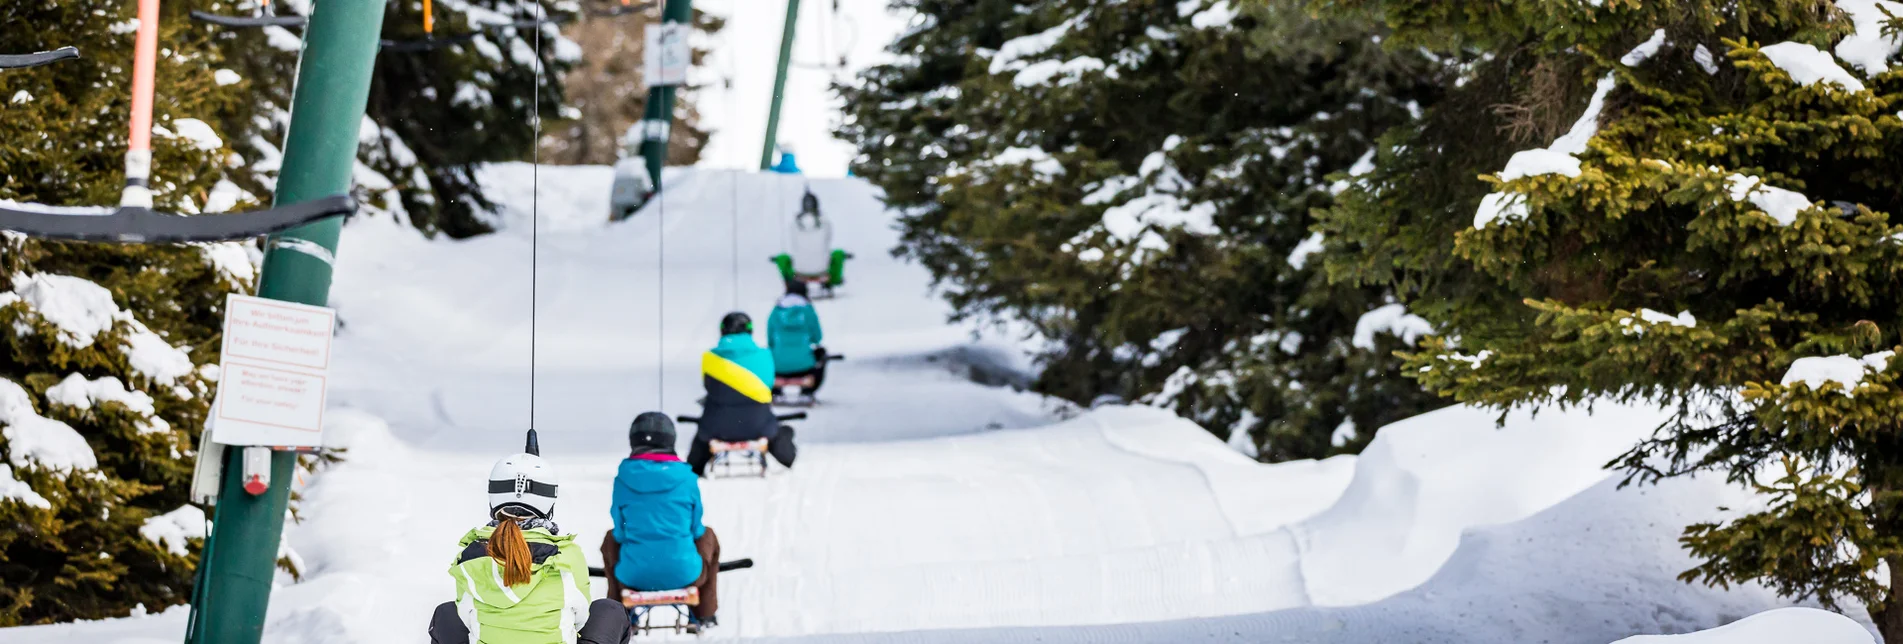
[
  {"x1": 805, "y1": 305, "x2": 823, "y2": 344},
  {"x1": 767, "y1": 309, "x2": 784, "y2": 349},
  {"x1": 689, "y1": 480, "x2": 706, "y2": 539}
]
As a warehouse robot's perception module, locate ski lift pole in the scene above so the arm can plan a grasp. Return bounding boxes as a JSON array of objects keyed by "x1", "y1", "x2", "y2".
[
  {"x1": 637, "y1": 0, "x2": 694, "y2": 188},
  {"x1": 184, "y1": 0, "x2": 386, "y2": 642},
  {"x1": 758, "y1": 0, "x2": 800, "y2": 169}
]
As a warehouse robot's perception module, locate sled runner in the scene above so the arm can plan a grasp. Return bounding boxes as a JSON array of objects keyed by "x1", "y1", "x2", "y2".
[
  {"x1": 587, "y1": 560, "x2": 752, "y2": 636},
  {"x1": 707, "y1": 438, "x2": 770, "y2": 478}
]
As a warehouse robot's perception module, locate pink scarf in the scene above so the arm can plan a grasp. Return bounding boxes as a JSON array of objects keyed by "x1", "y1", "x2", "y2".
[{"x1": 630, "y1": 453, "x2": 681, "y2": 462}]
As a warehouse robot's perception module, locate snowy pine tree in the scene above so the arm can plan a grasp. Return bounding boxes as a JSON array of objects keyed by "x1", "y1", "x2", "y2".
[
  {"x1": 196, "y1": 0, "x2": 585, "y2": 236},
  {"x1": 839, "y1": 0, "x2": 1445, "y2": 460},
  {"x1": 0, "y1": 0, "x2": 260, "y2": 624},
  {"x1": 1319, "y1": 0, "x2": 1903, "y2": 635}
]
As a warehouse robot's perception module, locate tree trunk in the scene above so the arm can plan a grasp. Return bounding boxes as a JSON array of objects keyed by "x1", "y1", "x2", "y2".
[{"x1": 1873, "y1": 556, "x2": 1903, "y2": 644}]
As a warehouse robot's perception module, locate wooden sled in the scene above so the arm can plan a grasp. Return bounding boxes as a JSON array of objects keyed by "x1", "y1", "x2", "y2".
[
  {"x1": 708, "y1": 438, "x2": 770, "y2": 478},
  {"x1": 622, "y1": 587, "x2": 699, "y2": 635}
]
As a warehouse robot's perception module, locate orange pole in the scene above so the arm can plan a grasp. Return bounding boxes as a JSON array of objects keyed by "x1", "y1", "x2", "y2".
[
  {"x1": 121, "y1": 0, "x2": 161, "y2": 207},
  {"x1": 127, "y1": 0, "x2": 159, "y2": 153},
  {"x1": 424, "y1": 0, "x2": 434, "y2": 35}
]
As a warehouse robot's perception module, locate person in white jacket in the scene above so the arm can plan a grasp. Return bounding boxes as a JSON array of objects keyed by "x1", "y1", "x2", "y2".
[{"x1": 775, "y1": 190, "x2": 848, "y2": 293}]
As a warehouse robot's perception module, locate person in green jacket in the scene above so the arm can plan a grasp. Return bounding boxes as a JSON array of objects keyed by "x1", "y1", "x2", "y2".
[
  {"x1": 428, "y1": 450, "x2": 630, "y2": 644},
  {"x1": 768, "y1": 280, "x2": 828, "y2": 399}
]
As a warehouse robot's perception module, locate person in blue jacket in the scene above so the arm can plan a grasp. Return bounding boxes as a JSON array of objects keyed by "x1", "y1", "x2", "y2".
[
  {"x1": 690, "y1": 313, "x2": 796, "y2": 476},
  {"x1": 602, "y1": 413, "x2": 721, "y2": 628},
  {"x1": 768, "y1": 280, "x2": 827, "y2": 398}
]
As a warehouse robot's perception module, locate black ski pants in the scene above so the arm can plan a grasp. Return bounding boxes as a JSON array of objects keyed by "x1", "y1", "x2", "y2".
[
  {"x1": 688, "y1": 426, "x2": 796, "y2": 476},
  {"x1": 429, "y1": 598, "x2": 629, "y2": 644}
]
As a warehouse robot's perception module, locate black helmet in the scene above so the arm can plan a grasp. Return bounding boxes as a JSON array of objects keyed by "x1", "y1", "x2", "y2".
[
  {"x1": 628, "y1": 412, "x2": 677, "y2": 455},
  {"x1": 720, "y1": 311, "x2": 753, "y2": 336},
  {"x1": 784, "y1": 279, "x2": 809, "y2": 297},
  {"x1": 801, "y1": 190, "x2": 820, "y2": 216}
]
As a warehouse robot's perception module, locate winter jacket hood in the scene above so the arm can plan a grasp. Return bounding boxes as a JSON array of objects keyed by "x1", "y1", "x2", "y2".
[{"x1": 768, "y1": 298, "x2": 823, "y2": 374}]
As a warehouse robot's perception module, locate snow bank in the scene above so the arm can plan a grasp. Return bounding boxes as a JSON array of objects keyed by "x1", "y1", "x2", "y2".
[
  {"x1": 1292, "y1": 400, "x2": 1675, "y2": 605},
  {"x1": 139, "y1": 505, "x2": 207, "y2": 556},
  {"x1": 1612, "y1": 607, "x2": 1873, "y2": 643},
  {"x1": 0, "y1": 379, "x2": 97, "y2": 472}
]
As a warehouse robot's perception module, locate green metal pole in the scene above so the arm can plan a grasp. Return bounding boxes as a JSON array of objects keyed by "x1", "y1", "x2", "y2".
[
  {"x1": 184, "y1": 0, "x2": 384, "y2": 641},
  {"x1": 638, "y1": 0, "x2": 695, "y2": 189},
  {"x1": 759, "y1": 0, "x2": 800, "y2": 169}
]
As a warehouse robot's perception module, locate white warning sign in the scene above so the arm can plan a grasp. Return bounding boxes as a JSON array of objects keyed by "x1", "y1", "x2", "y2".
[{"x1": 209, "y1": 294, "x2": 336, "y2": 447}]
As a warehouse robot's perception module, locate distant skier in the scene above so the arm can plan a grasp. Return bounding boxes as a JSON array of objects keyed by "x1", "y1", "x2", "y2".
[
  {"x1": 768, "y1": 280, "x2": 827, "y2": 402},
  {"x1": 773, "y1": 190, "x2": 849, "y2": 294},
  {"x1": 428, "y1": 450, "x2": 629, "y2": 644},
  {"x1": 601, "y1": 412, "x2": 722, "y2": 630},
  {"x1": 690, "y1": 312, "x2": 796, "y2": 475}
]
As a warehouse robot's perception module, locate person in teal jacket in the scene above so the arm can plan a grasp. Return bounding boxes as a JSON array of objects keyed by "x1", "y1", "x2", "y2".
[
  {"x1": 602, "y1": 413, "x2": 720, "y2": 628},
  {"x1": 768, "y1": 280, "x2": 827, "y2": 397},
  {"x1": 690, "y1": 313, "x2": 795, "y2": 475}
]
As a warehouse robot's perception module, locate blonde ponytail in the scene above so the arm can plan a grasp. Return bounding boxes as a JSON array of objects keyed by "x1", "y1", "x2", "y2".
[{"x1": 487, "y1": 516, "x2": 534, "y2": 587}]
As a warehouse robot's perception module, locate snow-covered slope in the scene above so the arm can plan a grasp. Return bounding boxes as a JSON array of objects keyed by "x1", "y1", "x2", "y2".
[{"x1": 0, "y1": 167, "x2": 1873, "y2": 643}]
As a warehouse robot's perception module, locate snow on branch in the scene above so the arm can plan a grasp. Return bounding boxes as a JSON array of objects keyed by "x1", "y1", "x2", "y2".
[
  {"x1": 0, "y1": 379, "x2": 97, "y2": 472},
  {"x1": 1760, "y1": 42, "x2": 1865, "y2": 91},
  {"x1": 1781, "y1": 351, "x2": 1895, "y2": 395},
  {"x1": 139, "y1": 505, "x2": 208, "y2": 556},
  {"x1": 1352, "y1": 303, "x2": 1434, "y2": 350}
]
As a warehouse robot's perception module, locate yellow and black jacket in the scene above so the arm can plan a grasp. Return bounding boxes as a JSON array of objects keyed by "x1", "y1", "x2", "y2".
[{"x1": 699, "y1": 334, "x2": 779, "y2": 441}]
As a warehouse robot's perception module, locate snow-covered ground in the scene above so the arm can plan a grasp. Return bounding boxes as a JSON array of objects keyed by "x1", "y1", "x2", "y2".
[{"x1": 0, "y1": 167, "x2": 1877, "y2": 642}]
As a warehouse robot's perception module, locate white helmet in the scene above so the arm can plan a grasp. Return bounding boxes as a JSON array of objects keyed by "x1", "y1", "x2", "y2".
[{"x1": 488, "y1": 452, "x2": 558, "y2": 520}]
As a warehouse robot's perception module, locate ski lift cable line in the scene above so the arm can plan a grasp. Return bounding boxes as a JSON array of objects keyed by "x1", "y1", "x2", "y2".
[
  {"x1": 0, "y1": 0, "x2": 355, "y2": 243},
  {"x1": 512, "y1": 0, "x2": 545, "y2": 430}
]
